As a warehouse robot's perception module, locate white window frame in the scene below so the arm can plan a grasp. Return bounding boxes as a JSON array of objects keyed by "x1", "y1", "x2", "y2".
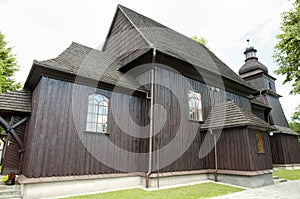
[
  {"x1": 188, "y1": 90, "x2": 203, "y2": 122},
  {"x1": 86, "y1": 94, "x2": 109, "y2": 133}
]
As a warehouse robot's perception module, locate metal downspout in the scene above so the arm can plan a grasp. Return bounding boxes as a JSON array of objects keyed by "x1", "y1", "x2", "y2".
[
  {"x1": 146, "y1": 47, "x2": 156, "y2": 188},
  {"x1": 210, "y1": 129, "x2": 218, "y2": 182}
]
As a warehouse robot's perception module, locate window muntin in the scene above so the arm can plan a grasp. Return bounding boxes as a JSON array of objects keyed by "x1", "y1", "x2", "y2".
[
  {"x1": 86, "y1": 94, "x2": 109, "y2": 133},
  {"x1": 256, "y1": 131, "x2": 265, "y2": 153},
  {"x1": 188, "y1": 90, "x2": 203, "y2": 121}
]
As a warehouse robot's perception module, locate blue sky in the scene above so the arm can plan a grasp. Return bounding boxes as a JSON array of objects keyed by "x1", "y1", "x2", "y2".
[{"x1": 0, "y1": 0, "x2": 298, "y2": 120}]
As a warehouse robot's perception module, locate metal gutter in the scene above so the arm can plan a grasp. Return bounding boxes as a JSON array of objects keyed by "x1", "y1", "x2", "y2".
[{"x1": 146, "y1": 47, "x2": 156, "y2": 188}]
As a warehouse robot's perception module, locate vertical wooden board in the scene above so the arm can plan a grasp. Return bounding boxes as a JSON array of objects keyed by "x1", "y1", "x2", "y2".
[
  {"x1": 32, "y1": 78, "x2": 52, "y2": 177},
  {"x1": 47, "y1": 79, "x2": 61, "y2": 176},
  {"x1": 22, "y1": 78, "x2": 43, "y2": 177},
  {"x1": 103, "y1": 9, "x2": 148, "y2": 60}
]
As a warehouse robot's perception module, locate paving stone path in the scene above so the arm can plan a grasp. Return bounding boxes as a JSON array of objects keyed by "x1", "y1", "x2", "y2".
[{"x1": 212, "y1": 180, "x2": 300, "y2": 199}]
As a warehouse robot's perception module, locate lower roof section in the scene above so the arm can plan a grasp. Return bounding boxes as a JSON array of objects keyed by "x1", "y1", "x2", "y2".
[{"x1": 0, "y1": 89, "x2": 32, "y2": 114}]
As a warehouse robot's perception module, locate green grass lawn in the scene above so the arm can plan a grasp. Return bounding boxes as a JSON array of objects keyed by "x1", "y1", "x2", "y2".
[
  {"x1": 273, "y1": 169, "x2": 300, "y2": 180},
  {"x1": 64, "y1": 182, "x2": 244, "y2": 199}
]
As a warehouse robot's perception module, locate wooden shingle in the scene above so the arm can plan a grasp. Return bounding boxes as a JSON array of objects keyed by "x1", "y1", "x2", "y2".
[
  {"x1": 0, "y1": 89, "x2": 32, "y2": 113},
  {"x1": 202, "y1": 100, "x2": 275, "y2": 130}
]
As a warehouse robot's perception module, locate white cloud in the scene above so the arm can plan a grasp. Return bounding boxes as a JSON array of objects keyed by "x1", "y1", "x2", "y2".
[{"x1": 0, "y1": 0, "x2": 298, "y2": 120}]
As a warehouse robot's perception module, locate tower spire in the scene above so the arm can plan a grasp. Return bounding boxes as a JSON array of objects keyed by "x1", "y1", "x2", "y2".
[{"x1": 244, "y1": 39, "x2": 257, "y2": 61}]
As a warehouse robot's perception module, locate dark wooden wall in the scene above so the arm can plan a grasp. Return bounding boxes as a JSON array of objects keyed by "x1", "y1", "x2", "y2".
[
  {"x1": 252, "y1": 107, "x2": 265, "y2": 121},
  {"x1": 247, "y1": 128, "x2": 273, "y2": 170},
  {"x1": 146, "y1": 67, "x2": 264, "y2": 173},
  {"x1": 103, "y1": 8, "x2": 148, "y2": 61},
  {"x1": 22, "y1": 77, "x2": 150, "y2": 177},
  {"x1": 22, "y1": 66, "x2": 275, "y2": 177},
  {"x1": 211, "y1": 128, "x2": 252, "y2": 171},
  {"x1": 242, "y1": 73, "x2": 276, "y2": 93},
  {"x1": 205, "y1": 128, "x2": 272, "y2": 171},
  {"x1": 266, "y1": 95, "x2": 289, "y2": 127},
  {"x1": 153, "y1": 67, "x2": 251, "y2": 118},
  {"x1": 269, "y1": 134, "x2": 300, "y2": 164}
]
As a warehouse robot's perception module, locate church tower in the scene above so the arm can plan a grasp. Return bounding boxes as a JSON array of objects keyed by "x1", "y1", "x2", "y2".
[
  {"x1": 239, "y1": 40, "x2": 300, "y2": 167},
  {"x1": 239, "y1": 40, "x2": 289, "y2": 127}
]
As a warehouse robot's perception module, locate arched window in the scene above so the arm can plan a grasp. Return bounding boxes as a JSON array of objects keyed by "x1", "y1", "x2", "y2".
[
  {"x1": 86, "y1": 94, "x2": 109, "y2": 133},
  {"x1": 188, "y1": 90, "x2": 203, "y2": 121}
]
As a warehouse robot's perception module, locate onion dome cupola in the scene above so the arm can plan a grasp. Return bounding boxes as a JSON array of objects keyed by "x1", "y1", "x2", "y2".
[{"x1": 239, "y1": 39, "x2": 268, "y2": 75}]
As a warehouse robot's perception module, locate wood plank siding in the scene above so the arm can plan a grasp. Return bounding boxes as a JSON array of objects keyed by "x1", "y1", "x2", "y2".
[
  {"x1": 153, "y1": 67, "x2": 251, "y2": 119},
  {"x1": 204, "y1": 128, "x2": 273, "y2": 172},
  {"x1": 266, "y1": 95, "x2": 289, "y2": 127},
  {"x1": 243, "y1": 74, "x2": 276, "y2": 93},
  {"x1": 247, "y1": 128, "x2": 273, "y2": 170},
  {"x1": 22, "y1": 66, "x2": 273, "y2": 178},
  {"x1": 269, "y1": 134, "x2": 300, "y2": 164},
  {"x1": 22, "y1": 77, "x2": 150, "y2": 177},
  {"x1": 103, "y1": 9, "x2": 149, "y2": 61}
]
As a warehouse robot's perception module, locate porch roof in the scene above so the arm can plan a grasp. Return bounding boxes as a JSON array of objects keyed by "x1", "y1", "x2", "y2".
[
  {"x1": 201, "y1": 100, "x2": 275, "y2": 131},
  {"x1": 0, "y1": 89, "x2": 32, "y2": 114},
  {"x1": 272, "y1": 125, "x2": 299, "y2": 136}
]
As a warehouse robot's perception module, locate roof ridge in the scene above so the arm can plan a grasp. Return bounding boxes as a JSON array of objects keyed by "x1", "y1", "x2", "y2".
[
  {"x1": 116, "y1": 5, "x2": 256, "y2": 91},
  {"x1": 117, "y1": 4, "x2": 169, "y2": 29},
  {"x1": 37, "y1": 42, "x2": 111, "y2": 66},
  {"x1": 117, "y1": 5, "x2": 152, "y2": 46}
]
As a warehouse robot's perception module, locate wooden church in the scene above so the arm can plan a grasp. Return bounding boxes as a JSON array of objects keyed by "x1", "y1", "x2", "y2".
[{"x1": 0, "y1": 4, "x2": 299, "y2": 198}]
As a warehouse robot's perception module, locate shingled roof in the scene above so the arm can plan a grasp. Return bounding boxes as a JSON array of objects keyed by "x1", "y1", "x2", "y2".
[
  {"x1": 201, "y1": 101, "x2": 275, "y2": 130},
  {"x1": 35, "y1": 42, "x2": 146, "y2": 92},
  {"x1": 271, "y1": 125, "x2": 299, "y2": 136},
  {"x1": 118, "y1": 5, "x2": 254, "y2": 90},
  {"x1": 239, "y1": 58, "x2": 269, "y2": 75},
  {"x1": 0, "y1": 89, "x2": 32, "y2": 113}
]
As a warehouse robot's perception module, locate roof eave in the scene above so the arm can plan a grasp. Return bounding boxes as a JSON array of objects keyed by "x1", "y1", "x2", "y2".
[{"x1": 25, "y1": 61, "x2": 148, "y2": 96}]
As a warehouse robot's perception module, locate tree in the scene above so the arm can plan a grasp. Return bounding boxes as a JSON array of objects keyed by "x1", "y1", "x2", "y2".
[
  {"x1": 289, "y1": 105, "x2": 300, "y2": 133},
  {"x1": 273, "y1": 0, "x2": 300, "y2": 95},
  {"x1": 273, "y1": 0, "x2": 300, "y2": 137},
  {"x1": 192, "y1": 36, "x2": 209, "y2": 49},
  {"x1": 0, "y1": 32, "x2": 21, "y2": 93}
]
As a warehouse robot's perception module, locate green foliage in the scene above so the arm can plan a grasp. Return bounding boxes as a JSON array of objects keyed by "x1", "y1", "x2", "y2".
[
  {"x1": 273, "y1": 169, "x2": 300, "y2": 180},
  {"x1": 0, "y1": 32, "x2": 21, "y2": 94},
  {"x1": 292, "y1": 105, "x2": 300, "y2": 121},
  {"x1": 64, "y1": 182, "x2": 244, "y2": 199},
  {"x1": 192, "y1": 35, "x2": 209, "y2": 48},
  {"x1": 289, "y1": 105, "x2": 300, "y2": 142},
  {"x1": 289, "y1": 122, "x2": 300, "y2": 134},
  {"x1": 273, "y1": 0, "x2": 300, "y2": 95}
]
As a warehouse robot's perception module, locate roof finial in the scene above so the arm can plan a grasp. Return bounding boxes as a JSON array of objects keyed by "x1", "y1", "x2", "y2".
[{"x1": 246, "y1": 39, "x2": 251, "y2": 49}]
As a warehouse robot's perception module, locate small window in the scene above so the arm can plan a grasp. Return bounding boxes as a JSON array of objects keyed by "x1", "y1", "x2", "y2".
[
  {"x1": 256, "y1": 131, "x2": 265, "y2": 153},
  {"x1": 268, "y1": 82, "x2": 272, "y2": 90},
  {"x1": 86, "y1": 94, "x2": 109, "y2": 133},
  {"x1": 188, "y1": 90, "x2": 203, "y2": 121}
]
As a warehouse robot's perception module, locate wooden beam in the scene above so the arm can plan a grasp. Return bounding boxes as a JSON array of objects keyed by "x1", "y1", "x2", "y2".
[
  {"x1": 0, "y1": 116, "x2": 25, "y2": 151},
  {"x1": 11, "y1": 116, "x2": 28, "y2": 129}
]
